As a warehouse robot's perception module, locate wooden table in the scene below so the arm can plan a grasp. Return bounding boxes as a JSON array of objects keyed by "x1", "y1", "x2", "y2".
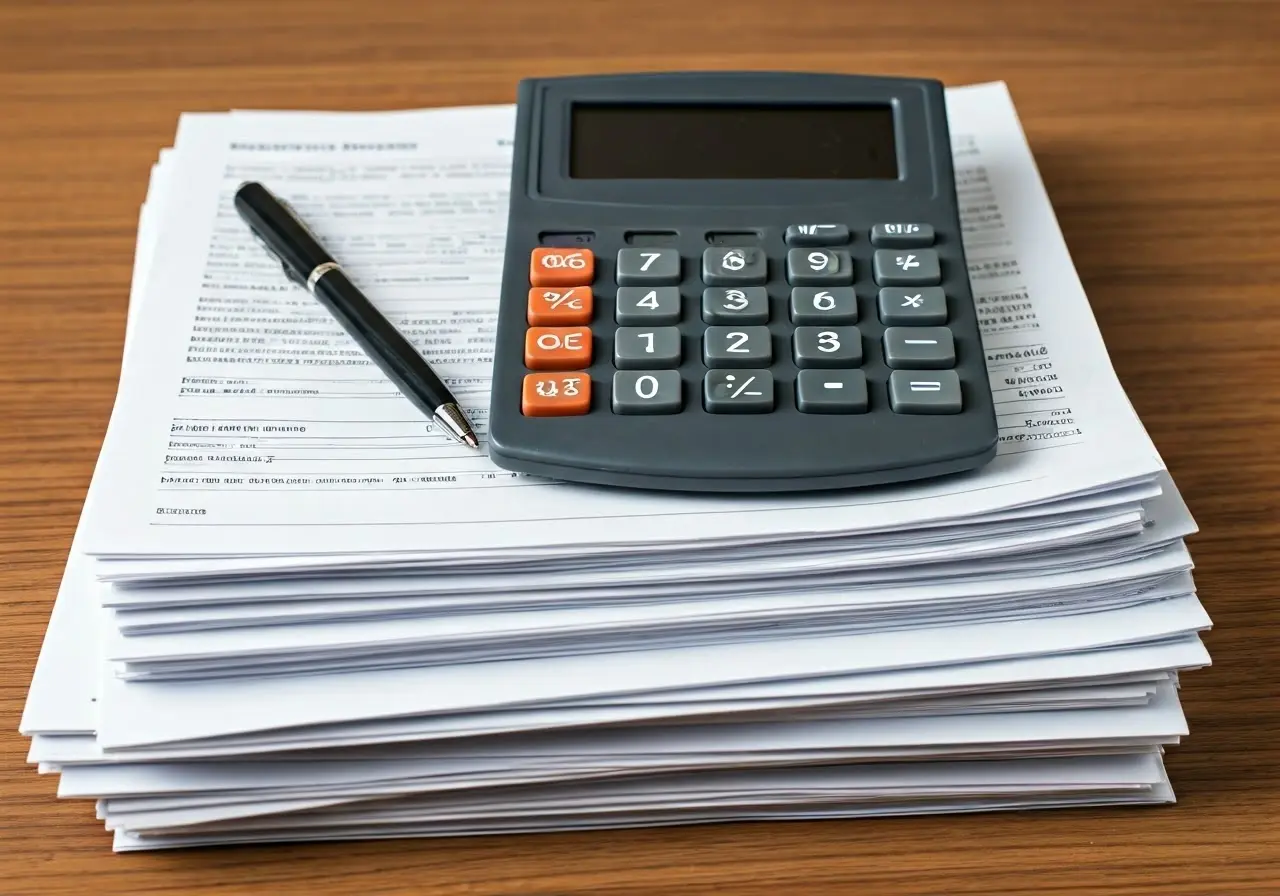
[{"x1": 2, "y1": 1, "x2": 1278, "y2": 891}]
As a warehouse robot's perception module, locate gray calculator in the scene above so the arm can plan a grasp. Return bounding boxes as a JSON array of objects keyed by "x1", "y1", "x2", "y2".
[{"x1": 486, "y1": 71, "x2": 998, "y2": 492}]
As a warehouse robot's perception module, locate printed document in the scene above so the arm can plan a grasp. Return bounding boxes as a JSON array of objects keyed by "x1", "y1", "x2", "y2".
[{"x1": 80, "y1": 83, "x2": 1166, "y2": 560}]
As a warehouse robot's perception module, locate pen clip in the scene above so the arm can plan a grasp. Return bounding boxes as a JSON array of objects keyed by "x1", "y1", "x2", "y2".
[{"x1": 248, "y1": 230, "x2": 307, "y2": 290}]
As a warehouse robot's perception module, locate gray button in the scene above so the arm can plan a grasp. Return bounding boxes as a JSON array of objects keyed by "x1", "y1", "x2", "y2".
[
  {"x1": 873, "y1": 248, "x2": 941, "y2": 286},
  {"x1": 786, "y1": 248, "x2": 854, "y2": 286},
  {"x1": 702, "y1": 247, "x2": 767, "y2": 285},
  {"x1": 703, "y1": 326, "x2": 771, "y2": 368},
  {"x1": 870, "y1": 223, "x2": 935, "y2": 247},
  {"x1": 878, "y1": 287, "x2": 947, "y2": 326},
  {"x1": 615, "y1": 286, "x2": 680, "y2": 325},
  {"x1": 796, "y1": 369, "x2": 868, "y2": 413},
  {"x1": 614, "y1": 327, "x2": 681, "y2": 369},
  {"x1": 702, "y1": 287, "x2": 769, "y2": 324},
  {"x1": 704, "y1": 370, "x2": 773, "y2": 413},
  {"x1": 793, "y1": 327, "x2": 862, "y2": 369},
  {"x1": 616, "y1": 248, "x2": 681, "y2": 285},
  {"x1": 785, "y1": 224, "x2": 849, "y2": 246},
  {"x1": 888, "y1": 369, "x2": 962, "y2": 414},
  {"x1": 883, "y1": 326, "x2": 955, "y2": 369},
  {"x1": 789, "y1": 286, "x2": 857, "y2": 325},
  {"x1": 612, "y1": 370, "x2": 682, "y2": 415}
]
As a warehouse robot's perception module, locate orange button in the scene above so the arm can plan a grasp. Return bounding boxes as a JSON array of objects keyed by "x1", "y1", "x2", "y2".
[
  {"x1": 530, "y1": 247, "x2": 594, "y2": 287},
  {"x1": 522, "y1": 372, "x2": 591, "y2": 416},
  {"x1": 527, "y1": 286, "x2": 593, "y2": 325},
  {"x1": 525, "y1": 326, "x2": 592, "y2": 370}
]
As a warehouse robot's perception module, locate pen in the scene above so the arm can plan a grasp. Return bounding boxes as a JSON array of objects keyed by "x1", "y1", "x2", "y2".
[{"x1": 233, "y1": 181, "x2": 479, "y2": 449}]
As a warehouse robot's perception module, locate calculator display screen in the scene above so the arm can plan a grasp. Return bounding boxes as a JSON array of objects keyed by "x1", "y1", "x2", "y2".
[{"x1": 568, "y1": 103, "x2": 899, "y2": 180}]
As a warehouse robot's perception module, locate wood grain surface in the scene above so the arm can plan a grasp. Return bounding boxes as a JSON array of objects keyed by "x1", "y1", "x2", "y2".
[{"x1": 2, "y1": 0, "x2": 1278, "y2": 892}]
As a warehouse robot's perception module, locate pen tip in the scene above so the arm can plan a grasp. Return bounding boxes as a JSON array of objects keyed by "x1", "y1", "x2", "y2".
[{"x1": 464, "y1": 433, "x2": 479, "y2": 449}]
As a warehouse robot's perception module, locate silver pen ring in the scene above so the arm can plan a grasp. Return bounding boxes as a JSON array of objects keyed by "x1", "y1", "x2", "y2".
[{"x1": 307, "y1": 261, "x2": 342, "y2": 292}]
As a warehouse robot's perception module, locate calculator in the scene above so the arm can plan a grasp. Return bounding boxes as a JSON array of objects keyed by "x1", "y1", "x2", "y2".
[{"x1": 486, "y1": 71, "x2": 998, "y2": 492}]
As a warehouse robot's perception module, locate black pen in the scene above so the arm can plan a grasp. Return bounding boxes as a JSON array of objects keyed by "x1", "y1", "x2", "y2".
[{"x1": 233, "y1": 181, "x2": 479, "y2": 449}]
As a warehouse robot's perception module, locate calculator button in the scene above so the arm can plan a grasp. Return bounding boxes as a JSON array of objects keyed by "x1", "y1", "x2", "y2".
[
  {"x1": 870, "y1": 224, "x2": 935, "y2": 247},
  {"x1": 521, "y1": 372, "x2": 591, "y2": 416},
  {"x1": 530, "y1": 247, "x2": 594, "y2": 287},
  {"x1": 785, "y1": 224, "x2": 850, "y2": 247},
  {"x1": 615, "y1": 286, "x2": 680, "y2": 325},
  {"x1": 795, "y1": 369, "x2": 869, "y2": 414},
  {"x1": 527, "y1": 286, "x2": 592, "y2": 326},
  {"x1": 883, "y1": 326, "x2": 955, "y2": 369},
  {"x1": 524, "y1": 326, "x2": 592, "y2": 370},
  {"x1": 793, "y1": 327, "x2": 862, "y2": 369},
  {"x1": 703, "y1": 370, "x2": 774, "y2": 413},
  {"x1": 702, "y1": 287, "x2": 769, "y2": 324},
  {"x1": 616, "y1": 248, "x2": 681, "y2": 286},
  {"x1": 703, "y1": 326, "x2": 772, "y2": 368},
  {"x1": 702, "y1": 247, "x2": 768, "y2": 285},
  {"x1": 614, "y1": 327, "x2": 682, "y2": 369},
  {"x1": 888, "y1": 369, "x2": 963, "y2": 414},
  {"x1": 878, "y1": 287, "x2": 947, "y2": 326},
  {"x1": 612, "y1": 370, "x2": 682, "y2": 415},
  {"x1": 873, "y1": 249, "x2": 941, "y2": 286},
  {"x1": 789, "y1": 286, "x2": 857, "y2": 325},
  {"x1": 786, "y1": 249, "x2": 853, "y2": 286}
]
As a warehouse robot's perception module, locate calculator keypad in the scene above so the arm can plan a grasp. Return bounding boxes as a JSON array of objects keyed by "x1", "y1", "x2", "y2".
[{"x1": 515, "y1": 224, "x2": 965, "y2": 420}]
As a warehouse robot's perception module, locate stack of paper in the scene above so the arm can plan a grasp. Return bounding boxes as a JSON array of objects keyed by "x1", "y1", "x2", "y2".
[{"x1": 19, "y1": 82, "x2": 1210, "y2": 852}]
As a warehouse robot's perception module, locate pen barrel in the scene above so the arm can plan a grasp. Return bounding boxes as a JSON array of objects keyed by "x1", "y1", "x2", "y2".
[
  {"x1": 234, "y1": 182, "x2": 332, "y2": 278},
  {"x1": 311, "y1": 269, "x2": 452, "y2": 418}
]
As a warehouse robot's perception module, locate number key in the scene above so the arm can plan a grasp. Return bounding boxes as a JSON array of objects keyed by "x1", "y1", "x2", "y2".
[
  {"x1": 612, "y1": 370, "x2": 682, "y2": 415},
  {"x1": 616, "y1": 248, "x2": 680, "y2": 285},
  {"x1": 702, "y1": 247, "x2": 768, "y2": 285},
  {"x1": 789, "y1": 287, "x2": 857, "y2": 324},
  {"x1": 703, "y1": 326, "x2": 771, "y2": 368},
  {"x1": 793, "y1": 327, "x2": 862, "y2": 369},
  {"x1": 614, "y1": 327, "x2": 681, "y2": 369},
  {"x1": 702, "y1": 287, "x2": 769, "y2": 324},
  {"x1": 786, "y1": 248, "x2": 853, "y2": 286},
  {"x1": 615, "y1": 286, "x2": 680, "y2": 325}
]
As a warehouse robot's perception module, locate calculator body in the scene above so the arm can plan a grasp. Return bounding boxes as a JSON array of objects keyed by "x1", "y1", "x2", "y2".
[{"x1": 486, "y1": 71, "x2": 998, "y2": 492}]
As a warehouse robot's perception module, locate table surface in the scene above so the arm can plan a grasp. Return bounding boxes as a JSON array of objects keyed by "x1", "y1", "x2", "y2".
[{"x1": 2, "y1": 0, "x2": 1278, "y2": 892}]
